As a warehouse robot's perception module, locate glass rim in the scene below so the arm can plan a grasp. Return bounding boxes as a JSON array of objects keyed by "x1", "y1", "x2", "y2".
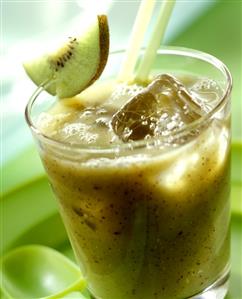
[{"x1": 25, "y1": 46, "x2": 232, "y2": 154}]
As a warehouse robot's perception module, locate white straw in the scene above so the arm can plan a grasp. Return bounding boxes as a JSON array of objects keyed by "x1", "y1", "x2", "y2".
[
  {"x1": 136, "y1": 0, "x2": 176, "y2": 82},
  {"x1": 118, "y1": 0, "x2": 156, "y2": 82}
]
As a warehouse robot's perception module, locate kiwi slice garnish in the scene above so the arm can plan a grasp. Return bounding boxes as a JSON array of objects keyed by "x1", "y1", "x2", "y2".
[{"x1": 23, "y1": 15, "x2": 109, "y2": 98}]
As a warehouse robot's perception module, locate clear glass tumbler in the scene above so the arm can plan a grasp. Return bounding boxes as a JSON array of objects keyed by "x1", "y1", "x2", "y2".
[{"x1": 25, "y1": 47, "x2": 232, "y2": 299}]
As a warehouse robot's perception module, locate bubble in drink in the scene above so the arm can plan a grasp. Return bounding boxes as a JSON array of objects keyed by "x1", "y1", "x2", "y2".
[
  {"x1": 41, "y1": 107, "x2": 116, "y2": 145},
  {"x1": 111, "y1": 74, "x2": 204, "y2": 142},
  {"x1": 189, "y1": 78, "x2": 223, "y2": 112}
]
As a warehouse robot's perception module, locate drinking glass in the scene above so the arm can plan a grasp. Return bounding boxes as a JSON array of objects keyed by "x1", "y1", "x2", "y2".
[{"x1": 25, "y1": 47, "x2": 232, "y2": 299}]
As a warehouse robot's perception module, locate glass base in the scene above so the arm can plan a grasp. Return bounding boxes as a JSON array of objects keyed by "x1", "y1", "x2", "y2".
[
  {"x1": 188, "y1": 266, "x2": 230, "y2": 299},
  {"x1": 89, "y1": 266, "x2": 230, "y2": 299}
]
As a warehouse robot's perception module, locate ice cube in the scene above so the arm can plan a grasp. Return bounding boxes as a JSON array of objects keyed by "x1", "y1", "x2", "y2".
[
  {"x1": 149, "y1": 74, "x2": 204, "y2": 118},
  {"x1": 111, "y1": 74, "x2": 204, "y2": 142},
  {"x1": 111, "y1": 91, "x2": 158, "y2": 141}
]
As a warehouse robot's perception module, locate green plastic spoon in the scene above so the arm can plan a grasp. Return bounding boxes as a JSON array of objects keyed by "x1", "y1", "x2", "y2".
[{"x1": 0, "y1": 245, "x2": 88, "y2": 299}]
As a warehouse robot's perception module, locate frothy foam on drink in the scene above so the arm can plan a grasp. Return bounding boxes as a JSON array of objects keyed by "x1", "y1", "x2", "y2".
[
  {"x1": 37, "y1": 74, "x2": 223, "y2": 147},
  {"x1": 106, "y1": 83, "x2": 145, "y2": 108}
]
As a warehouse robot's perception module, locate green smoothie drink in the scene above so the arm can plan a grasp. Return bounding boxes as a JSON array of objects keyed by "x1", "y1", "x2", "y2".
[
  {"x1": 25, "y1": 47, "x2": 232, "y2": 299},
  {"x1": 23, "y1": 2, "x2": 232, "y2": 298}
]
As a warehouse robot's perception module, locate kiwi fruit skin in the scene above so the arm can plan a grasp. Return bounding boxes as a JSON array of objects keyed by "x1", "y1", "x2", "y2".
[
  {"x1": 23, "y1": 15, "x2": 110, "y2": 99},
  {"x1": 87, "y1": 15, "x2": 110, "y2": 89}
]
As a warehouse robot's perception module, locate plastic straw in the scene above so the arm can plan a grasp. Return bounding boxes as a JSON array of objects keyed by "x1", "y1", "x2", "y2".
[
  {"x1": 118, "y1": 0, "x2": 156, "y2": 82},
  {"x1": 136, "y1": 0, "x2": 176, "y2": 82}
]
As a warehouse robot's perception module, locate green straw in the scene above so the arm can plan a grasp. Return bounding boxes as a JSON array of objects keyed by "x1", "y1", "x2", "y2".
[
  {"x1": 118, "y1": 0, "x2": 156, "y2": 82},
  {"x1": 136, "y1": 0, "x2": 176, "y2": 82}
]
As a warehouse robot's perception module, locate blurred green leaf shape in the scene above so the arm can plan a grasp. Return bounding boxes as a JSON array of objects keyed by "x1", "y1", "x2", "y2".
[
  {"x1": 231, "y1": 141, "x2": 242, "y2": 216},
  {"x1": 1, "y1": 177, "x2": 58, "y2": 254},
  {"x1": 231, "y1": 141, "x2": 242, "y2": 184},
  {"x1": 226, "y1": 214, "x2": 242, "y2": 299},
  {"x1": 1, "y1": 146, "x2": 44, "y2": 197},
  {"x1": 0, "y1": 245, "x2": 87, "y2": 299}
]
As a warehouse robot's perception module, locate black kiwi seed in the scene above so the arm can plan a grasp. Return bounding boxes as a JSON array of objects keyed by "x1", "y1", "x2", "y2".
[{"x1": 51, "y1": 38, "x2": 76, "y2": 71}]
